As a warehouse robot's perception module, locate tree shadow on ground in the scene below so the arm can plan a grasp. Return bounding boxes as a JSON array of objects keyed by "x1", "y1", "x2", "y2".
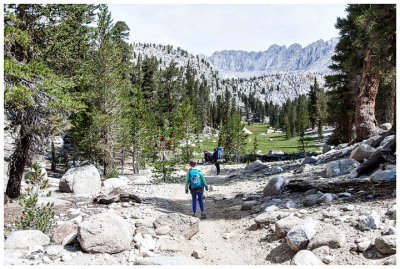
[{"x1": 147, "y1": 192, "x2": 256, "y2": 222}]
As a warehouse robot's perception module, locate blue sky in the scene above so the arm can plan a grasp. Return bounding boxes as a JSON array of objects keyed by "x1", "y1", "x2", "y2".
[{"x1": 109, "y1": 4, "x2": 348, "y2": 56}]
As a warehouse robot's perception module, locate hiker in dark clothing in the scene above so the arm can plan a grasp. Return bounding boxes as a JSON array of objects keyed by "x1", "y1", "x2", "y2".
[
  {"x1": 212, "y1": 146, "x2": 223, "y2": 176},
  {"x1": 185, "y1": 159, "x2": 208, "y2": 219}
]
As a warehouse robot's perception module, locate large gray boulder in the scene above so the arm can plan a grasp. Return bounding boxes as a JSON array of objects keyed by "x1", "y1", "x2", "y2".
[
  {"x1": 291, "y1": 250, "x2": 323, "y2": 265},
  {"x1": 371, "y1": 169, "x2": 396, "y2": 182},
  {"x1": 102, "y1": 176, "x2": 130, "y2": 194},
  {"x1": 350, "y1": 144, "x2": 376, "y2": 162},
  {"x1": 275, "y1": 216, "x2": 303, "y2": 238},
  {"x1": 308, "y1": 223, "x2": 346, "y2": 249},
  {"x1": 286, "y1": 218, "x2": 318, "y2": 252},
  {"x1": 375, "y1": 235, "x2": 396, "y2": 254},
  {"x1": 263, "y1": 176, "x2": 287, "y2": 196},
  {"x1": 153, "y1": 212, "x2": 199, "y2": 240},
  {"x1": 380, "y1": 135, "x2": 395, "y2": 148},
  {"x1": 59, "y1": 165, "x2": 101, "y2": 195},
  {"x1": 326, "y1": 159, "x2": 360, "y2": 178},
  {"x1": 5, "y1": 230, "x2": 50, "y2": 249},
  {"x1": 78, "y1": 211, "x2": 133, "y2": 253}
]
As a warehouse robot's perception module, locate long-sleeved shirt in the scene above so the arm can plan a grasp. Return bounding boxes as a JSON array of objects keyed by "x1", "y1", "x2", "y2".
[{"x1": 185, "y1": 167, "x2": 208, "y2": 193}]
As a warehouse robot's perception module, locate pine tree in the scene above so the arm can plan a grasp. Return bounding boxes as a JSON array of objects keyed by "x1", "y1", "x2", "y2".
[{"x1": 4, "y1": 4, "x2": 94, "y2": 198}]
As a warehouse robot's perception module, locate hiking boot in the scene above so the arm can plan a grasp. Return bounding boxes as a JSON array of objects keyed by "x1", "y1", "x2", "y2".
[
  {"x1": 201, "y1": 213, "x2": 206, "y2": 219},
  {"x1": 193, "y1": 213, "x2": 196, "y2": 217}
]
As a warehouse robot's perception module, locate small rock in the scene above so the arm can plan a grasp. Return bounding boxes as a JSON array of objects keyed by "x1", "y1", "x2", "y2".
[
  {"x1": 302, "y1": 157, "x2": 318, "y2": 165},
  {"x1": 51, "y1": 222, "x2": 78, "y2": 245},
  {"x1": 341, "y1": 204, "x2": 355, "y2": 211},
  {"x1": 61, "y1": 253, "x2": 72, "y2": 262},
  {"x1": 308, "y1": 223, "x2": 345, "y2": 249},
  {"x1": 264, "y1": 205, "x2": 279, "y2": 213},
  {"x1": 326, "y1": 159, "x2": 360, "y2": 177},
  {"x1": 5, "y1": 230, "x2": 50, "y2": 249},
  {"x1": 338, "y1": 192, "x2": 352, "y2": 197},
  {"x1": 303, "y1": 193, "x2": 323, "y2": 206},
  {"x1": 155, "y1": 225, "x2": 171, "y2": 235},
  {"x1": 285, "y1": 200, "x2": 297, "y2": 209},
  {"x1": 383, "y1": 227, "x2": 396, "y2": 235},
  {"x1": 45, "y1": 245, "x2": 62, "y2": 257},
  {"x1": 223, "y1": 233, "x2": 235, "y2": 240},
  {"x1": 371, "y1": 169, "x2": 396, "y2": 182},
  {"x1": 317, "y1": 193, "x2": 337, "y2": 204},
  {"x1": 70, "y1": 215, "x2": 83, "y2": 225},
  {"x1": 270, "y1": 198, "x2": 282, "y2": 204},
  {"x1": 379, "y1": 123, "x2": 392, "y2": 131},
  {"x1": 275, "y1": 216, "x2": 303, "y2": 238},
  {"x1": 357, "y1": 241, "x2": 372, "y2": 252},
  {"x1": 304, "y1": 189, "x2": 318, "y2": 196},
  {"x1": 322, "y1": 145, "x2": 333, "y2": 154},
  {"x1": 263, "y1": 176, "x2": 287, "y2": 196},
  {"x1": 67, "y1": 208, "x2": 81, "y2": 218},
  {"x1": 350, "y1": 143, "x2": 376, "y2": 162},
  {"x1": 286, "y1": 218, "x2": 318, "y2": 252},
  {"x1": 271, "y1": 166, "x2": 283, "y2": 174},
  {"x1": 192, "y1": 250, "x2": 204, "y2": 259},
  {"x1": 42, "y1": 256, "x2": 52, "y2": 263},
  {"x1": 241, "y1": 200, "x2": 259, "y2": 210},
  {"x1": 29, "y1": 245, "x2": 44, "y2": 253},
  {"x1": 322, "y1": 255, "x2": 335, "y2": 264},
  {"x1": 375, "y1": 235, "x2": 396, "y2": 254},
  {"x1": 61, "y1": 233, "x2": 78, "y2": 246},
  {"x1": 363, "y1": 210, "x2": 380, "y2": 229},
  {"x1": 291, "y1": 250, "x2": 323, "y2": 265},
  {"x1": 380, "y1": 135, "x2": 395, "y2": 148},
  {"x1": 254, "y1": 212, "x2": 281, "y2": 226}
]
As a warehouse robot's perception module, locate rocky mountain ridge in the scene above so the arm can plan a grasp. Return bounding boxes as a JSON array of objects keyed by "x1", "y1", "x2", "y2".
[
  {"x1": 206, "y1": 38, "x2": 339, "y2": 78},
  {"x1": 132, "y1": 40, "x2": 336, "y2": 106}
]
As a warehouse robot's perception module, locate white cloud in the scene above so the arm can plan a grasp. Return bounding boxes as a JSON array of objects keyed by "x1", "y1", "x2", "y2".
[{"x1": 108, "y1": 4, "x2": 347, "y2": 55}]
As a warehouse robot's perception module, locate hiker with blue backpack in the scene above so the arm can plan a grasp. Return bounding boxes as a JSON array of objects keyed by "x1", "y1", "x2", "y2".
[
  {"x1": 185, "y1": 159, "x2": 208, "y2": 219},
  {"x1": 213, "y1": 146, "x2": 223, "y2": 176}
]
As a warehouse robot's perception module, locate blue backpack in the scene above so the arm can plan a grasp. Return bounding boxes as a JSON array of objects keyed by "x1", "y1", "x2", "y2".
[
  {"x1": 216, "y1": 147, "x2": 223, "y2": 159},
  {"x1": 189, "y1": 169, "x2": 202, "y2": 189}
]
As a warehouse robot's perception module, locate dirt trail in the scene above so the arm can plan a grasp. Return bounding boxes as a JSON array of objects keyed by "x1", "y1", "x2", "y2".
[{"x1": 165, "y1": 168, "x2": 256, "y2": 265}]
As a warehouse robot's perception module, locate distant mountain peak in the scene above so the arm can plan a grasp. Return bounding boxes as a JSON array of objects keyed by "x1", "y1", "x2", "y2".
[{"x1": 207, "y1": 37, "x2": 339, "y2": 78}]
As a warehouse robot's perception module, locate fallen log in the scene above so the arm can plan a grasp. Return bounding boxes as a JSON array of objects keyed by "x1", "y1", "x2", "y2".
[
  {"x1": 287, "y1": 178, "x2": 395, "y2": 195},
  {"x1": 93, "y1": 193, "x2": 145, "y2": 205},
  {"x1": 356, "y1": 138, "x2": 395, "y2": 176}
]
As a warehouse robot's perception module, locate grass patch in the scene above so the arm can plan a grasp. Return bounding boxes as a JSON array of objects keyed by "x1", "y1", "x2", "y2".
[{"x1": 195, "y1": 123, "x2": 321, "y2": 155}]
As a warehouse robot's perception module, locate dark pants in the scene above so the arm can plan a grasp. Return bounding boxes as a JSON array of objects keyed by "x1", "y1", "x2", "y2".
[
  {"x1": 191, "y1": 192, "x2": 204, "y2": 213},
  {"x1": 215, "y1": 161, "x2": 220, "y2": 175}
]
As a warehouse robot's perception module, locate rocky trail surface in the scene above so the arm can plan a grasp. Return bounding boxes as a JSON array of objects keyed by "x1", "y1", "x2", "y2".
[{"x1": 3, "y1": 133, "x2": 397, "y2": 266}]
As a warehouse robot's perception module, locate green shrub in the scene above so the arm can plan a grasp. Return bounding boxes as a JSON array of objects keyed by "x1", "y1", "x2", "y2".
[
  {"x1": 152, "y1": 157, "x2": 177, "y2": 183},
  {"x1": 105, "y1": 164, "x2": 119, "y2": 179},
  {"x1": 10, "y1": 162, "x2": 55, "y2": 233}
]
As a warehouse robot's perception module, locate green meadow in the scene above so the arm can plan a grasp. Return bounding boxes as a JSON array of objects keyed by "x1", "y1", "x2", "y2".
[{"x1": 197, "y1": 123, "x2": 321, "y2": 155}]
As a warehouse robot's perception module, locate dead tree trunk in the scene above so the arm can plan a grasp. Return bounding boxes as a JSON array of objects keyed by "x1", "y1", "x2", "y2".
[
  {"x1": 6, "y1": 128, "x2": 32, "y2": 198},
  {"x1": 355, "y1": 47, "x2": 380, "y2": 141},
  {"x1": 356, "y1": 138, "x2": 396, "y2": 176},
  {"x1": 51, "y1": 135, "x2": 56, "y2": 172}
]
